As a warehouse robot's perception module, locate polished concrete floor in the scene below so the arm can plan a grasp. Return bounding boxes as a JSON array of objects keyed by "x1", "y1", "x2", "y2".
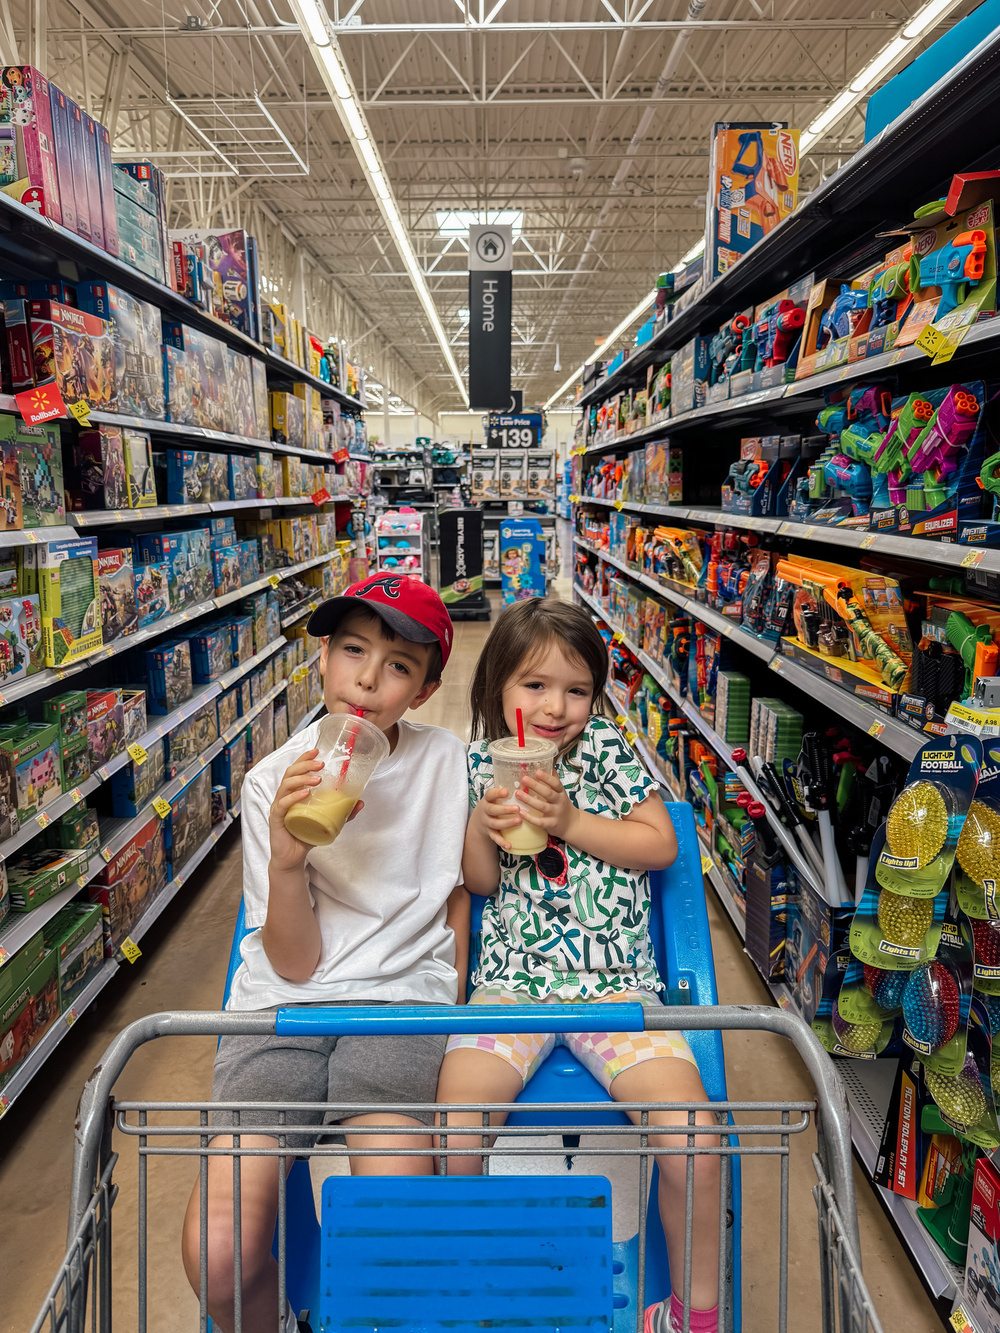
[{"x1": 0, "y1": 580, "x2": 947, "y2": 1332}]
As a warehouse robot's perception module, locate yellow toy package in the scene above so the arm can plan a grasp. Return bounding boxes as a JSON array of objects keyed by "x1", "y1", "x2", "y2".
[{"x1": 706, "y1": 122, "x2": 800, "y2": 279}]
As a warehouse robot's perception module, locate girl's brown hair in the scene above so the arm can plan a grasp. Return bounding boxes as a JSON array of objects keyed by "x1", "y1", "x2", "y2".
[{"x1": 469, "y1": 597, "x2": 608, "y2": 741}]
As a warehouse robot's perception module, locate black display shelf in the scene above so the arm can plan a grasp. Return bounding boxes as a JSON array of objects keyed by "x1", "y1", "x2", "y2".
[{"x1": 576, "y1": 23, "x2": 1000, "y2": 410}]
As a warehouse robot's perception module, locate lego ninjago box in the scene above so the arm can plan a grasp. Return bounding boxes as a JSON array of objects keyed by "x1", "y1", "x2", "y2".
[{"x1": 29, "y1": 300, "x2": 115, "y2": 410}]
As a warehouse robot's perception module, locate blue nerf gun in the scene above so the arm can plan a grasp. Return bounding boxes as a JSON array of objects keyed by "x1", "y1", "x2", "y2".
[
  {"x1": 817, "y1": 286, "x2": 869, "y2": 348},
  {"x1": 911, "y1": 229, "x2": 987, "y2": 318}
]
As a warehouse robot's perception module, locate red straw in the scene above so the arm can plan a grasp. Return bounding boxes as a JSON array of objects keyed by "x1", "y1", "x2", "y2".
[
  {"x1": 338, "y1": 709, "x2": 364, "y2": 783},
  {"x1": 516, "y1": 708, "x2": 525, "y2": 747}
]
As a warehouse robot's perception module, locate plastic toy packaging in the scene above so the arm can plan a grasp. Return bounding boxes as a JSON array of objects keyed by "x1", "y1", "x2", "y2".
[
  {"x1": 925, "y1": 999, "x2": 1000, "y2": 1146},
  {"x1": 954, "y1": 742, "x2": 1000, "y2": 992},
  {"x1": 813, "y1": 951, "x2": 897, "y2": 1059},
  {"x1": 874, "y1": 734, "x2": 981, "y2": 899},
  {"x1": 850, "y1": 735, "x2": 981, "y2": 970}
]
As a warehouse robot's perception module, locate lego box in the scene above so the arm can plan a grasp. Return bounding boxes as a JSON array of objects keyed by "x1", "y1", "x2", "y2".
[
  {"x1": 75, "y1": 282, "x2": 163, "y2": 419},
  {"x1": 37, "y1": 536, "x2": 102, "y2": 666},
  {"x1": 96, "y1": 548, "x2": 138, "y2": 643},
  {"x1": 0, "y1": 414, "x2": 23, "y2": 530},
  {"x1": 90, "y1": 816, "x2": 168, "y2": 955},
  {"x1": 2, "y1": 723, "x2": 62, "y2": 823},
  {"x1": 43, "y1": 901, "x2": 104, "y2": 1011},
  {"x1": 134, "y1": 561, "x2": 170, "y2": 628},
  {"x1": 70, "y1": 424, "x2": 128, "y2": 511},
  {"x1": 0, "y1": 592, "x2": 41, "y2": 684},
  {"x1": 145, "y1": 638, "x2": 193, "y2": 715},
  {"x1": 9, "y1": 416, "x2": 64, "y2": 526},
  {"x1": 30, "y1": 300, "x2": 115, "y2": 411},
  {"x1": 123, "y1": 429, "x2": 157, "y2": 508},
  {"x1": 0, "y1": 946, "x2": 58, "y2": 1091},
  {"x1": 166, "y1": 766, "x2": 212, "y2": 874},
  {"x1": 87, "y1": 689, "x2": 124, "y2": 769},
  {"x1": 0, "y1": 66, "x2": 61, "y2": 225}
]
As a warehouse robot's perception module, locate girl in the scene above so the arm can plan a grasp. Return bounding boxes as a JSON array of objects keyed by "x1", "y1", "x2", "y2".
[{"x1": 437, "y1": 598, "x2": 720, "y2": 1333}]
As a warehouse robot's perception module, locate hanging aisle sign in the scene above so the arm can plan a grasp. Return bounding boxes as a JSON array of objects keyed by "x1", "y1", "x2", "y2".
[{"x1": 468, "y1": 223, "x2": 512, "y2": 410}]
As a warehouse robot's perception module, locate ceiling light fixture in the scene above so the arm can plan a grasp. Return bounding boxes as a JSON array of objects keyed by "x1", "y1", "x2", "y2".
[
  {"x1": 800, "y1": 0, "x2": 967, "y2": 151},
  {"x1": 287, "y1": 0, "x2": 467, "y2": 407},
  {"x1": 544, "y1": 289, "x2": 655, "y2": 409}
]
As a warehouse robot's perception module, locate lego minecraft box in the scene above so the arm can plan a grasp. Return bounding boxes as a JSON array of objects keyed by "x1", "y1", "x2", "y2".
[{"x1": 12, "y1": 416, "x2": 63, "y2": 526}]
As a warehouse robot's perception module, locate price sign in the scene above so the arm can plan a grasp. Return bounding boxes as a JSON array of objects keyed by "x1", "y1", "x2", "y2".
[
  {"x1": 35, "y1": 811, "x2": 51, "y2": 830},
  {"x1": 68, "y1": 399, "x2": 93, "y2": 427},
  {"x1": 889, "y1": 349, "x2": 907, "y2": 365},
  {"x1": 152, "y1": 796, "x2": 172, "y2": 819},
  {"x1": 612, "y1": 632, "x2": 623, "y2": 643},
  {"x1": 962, "y1": 549, "x2": 985, "y2": 568},
  {"x1": 100, "y1": 845, "x2": 112, "y2": 862},
  {"x1": 933, "y1": 325, "x2": 970, "y2": 365},
  {"x1": 915, "y1": 325, "x2": 946, "y2": 358},
  {"x1": 120, "y1": 937, "x2": 142, "y2": 964},
  {"x1": 615, "y1": 714, "x2": 627, "y2": 727},
  {"x1": 268, "y1": 574, "x2": 281, "y2": 589},
  {"x1": 65, "y1": 1007, "x2": 78, "y2": 1028},
  {"x1": 625, "y1": 730, "x2": 638, "y2": 745},
  {"x1": 70, "y1": 788, "x2": 83, "y2": 803},
  {"x1": 127, "y1": 742, "x2": 148, "y2": 766},
  {"x1": 950, "y1": 1309, "x2": 974, "y2": 1333},
  {"x1": 486, "y1": 412, "x2": 542, "y2": 450},
  {"x1": 836, "y1": 365, "x2": 851, "y2": 380},
  {"x1": 868, "y1": 719, "x2": 885, "y2": 738},
  {"x1": 311, "y1": 488, "x2": 331, "y2": 506},
  {"x1": 0, "y1": 1093, "x2": 9, "y2": 1118},
  {"x1": 859, "y1": 534, "x2": 877, "y2": 549},
  {"x1": 0, "y1": 945, "x2": 9, "y2": 967},
  {"x1": 700, "y1": 854, "x2": 713, "y2": 875},
  {"x1": 768, "y1": 658, "x2": 782, "y2": 673},
  {"x1": 333, "y1": 448, "x2": 349, "y2": 463},
  {"x1": 23, "y1": 531, "x2": 37, "y2": 543},
  {"x1": 613, "y1": 499, "x2": 624, "y2": 511}
]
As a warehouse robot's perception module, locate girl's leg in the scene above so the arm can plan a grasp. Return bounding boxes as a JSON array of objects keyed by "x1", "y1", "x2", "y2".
[
  {"x1": 434, "y1": 1046, "x2": 526, "y2": 1174},
  {"x1": 341, "y1": 1114, "x2": 435, "y2": 1176},
  {"x1": 611, "y1": 1058, "x2": 721, "y2": 1322}
]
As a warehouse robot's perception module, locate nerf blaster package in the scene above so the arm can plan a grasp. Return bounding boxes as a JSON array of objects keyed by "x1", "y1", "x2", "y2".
[
  {"x1": 893, "y1": 199, "x2": 996, "y2": 349},
  {"x1": 874, "y1": 734, "x2": 981, "y2": 898}
]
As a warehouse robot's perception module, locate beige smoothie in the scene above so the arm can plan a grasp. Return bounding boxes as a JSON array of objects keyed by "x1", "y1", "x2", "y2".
[
  {"x1": 504, "y1": 808, "x2": 549, "y2": 856},
  {"x1": 488, "y1": 734, "x2": 559, "y2": 859},
  {"x1": 284, "y1": 789, "x2": 359, "y2": 846}
]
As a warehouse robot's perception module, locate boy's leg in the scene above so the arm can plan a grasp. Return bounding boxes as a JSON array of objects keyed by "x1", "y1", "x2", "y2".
[
  {"x1": 329, "y1": 1026, "x2": 451, "y2": 1175},
  {"x1": 182, "y1": 1030, "x2": 331, "y2": 1333},
  {"x1": 181, "y1": 1135, "x2": 289, "y2": 1333}
]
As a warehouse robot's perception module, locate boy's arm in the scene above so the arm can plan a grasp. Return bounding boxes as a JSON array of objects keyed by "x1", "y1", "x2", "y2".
[
  {"x1": 519, "y1": 776, "x2": 677, "y2": 872},
  {"x1": 446, "y1": 884, "x2": 471, "y2": 1003},
  {"x1": 259, "y1": 748, "x2": 326, "y2": 981}
]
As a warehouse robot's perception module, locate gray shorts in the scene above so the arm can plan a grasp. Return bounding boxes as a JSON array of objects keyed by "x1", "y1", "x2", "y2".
[{"x1": 212, "y1": 1002, "x2": 446, "y2": 1146}]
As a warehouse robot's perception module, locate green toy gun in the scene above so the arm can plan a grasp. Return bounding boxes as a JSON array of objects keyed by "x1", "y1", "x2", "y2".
[
  {"x1": 871, "y1": 393, "x2": 935, "y2": 507},
  {"x1": 946, "y1": 609, "x2": 997, "y2": 699},
  {"x1": 980, "y1": 450, "x2": 1000, "y2": 518}
]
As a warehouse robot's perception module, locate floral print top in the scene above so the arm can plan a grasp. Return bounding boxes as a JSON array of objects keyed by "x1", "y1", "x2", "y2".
[{"x1": 468, "y1": 716, "x2": 663, "y2": 998}]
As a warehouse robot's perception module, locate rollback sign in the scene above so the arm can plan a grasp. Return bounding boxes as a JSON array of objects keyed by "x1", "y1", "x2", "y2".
[{"x1": 468, "y1": 223, "x2": 512, "y2": 410}]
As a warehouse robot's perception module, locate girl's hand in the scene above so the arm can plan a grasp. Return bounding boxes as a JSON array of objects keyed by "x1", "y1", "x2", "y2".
[
  {"x1": 474, "y1": 786, "x2": 523, "y2": 851},
  {"x1": 517, "y1": 770, "x2": 579, "y2": 843},
  {"x1": 269, "y1": 749, "x2": 326, "y2": 872}
]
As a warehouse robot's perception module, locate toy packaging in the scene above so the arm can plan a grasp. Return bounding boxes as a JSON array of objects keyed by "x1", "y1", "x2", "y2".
[
  {"x1": 191, "y1": 625, "x2": 232, "y2": 683},
  {"x1": 167, "y1": 766, "x2": 212, "y2": 874},
  {"x1": 123, "y1": 429, "x2": 157, "y2": 508},
  {"x1": 36, "y1": 536, "x2": 101, "y2": 667},
  {"x1": 134, "y1": 560, "x2": 170, "y2": 628},
  {"x1": 0, "y1": 592, "x2": 42, "y2": 683},
  {"x1": 146, "y1": 638, "x2": 193, "y2": 715},
  {"x1": 10, "y1": 417, "x2": 64, "y2": 526},
  {"x1": 42, "y1": 689, "x2": 88, "y2": 743},
  {"x1": 248, "y1": 700, "x2": 274, "y2": 768},
  {"x1": 217, "y1": 685, "x2": 239, "y2": 737},
  {"x1": 29, "y1": 299, "x2": 115, "y2": 410},
  {"x1": 70, "y1": 424, "x2": 128, "y2": 511},
  {"x1": 121, "y1": 689, "x2": 147, "y2": 747},
  {"x1": 51, "y1": 799, "x2": 99, "y2": 851},
  {"x1": 87, "y1": 689, "x2": 124, "y2": 770},
  {"x1": 110, "y1": 738, "x2": 164, "y2": 817},
  {"x1": 212, "y1": 547, "x2": 241, "y2": 598},
  {"x1": 0, "y1": 947, "x2": 59, "y2": 1090},
  {"x1": 96, "y1": 548, "x2": 138, "y2": 643},
  {"x1": 60, "y1": 732, "x2": 90, "y2": 787},
  {"x1": 706, "y1": 122, "x2": 800, "y2": 279},
  {"x1": 0, "y1": 66, "x2": 61, "y2": 225},
  {"x1": 162, "y1": 345, "x2": 195, "y2": 425},
  {"x1": 1, "y1": 723, "x2": 62, "y2": 823},
  {"x1": 166, "y1": 449, "x2": 214, "y2": 504},
  {"x1": 75, "y1": 282, "x2": 163, "y2": 419},
  {"x1": 44, "y1": 901, "x2": 104, "y2": 1012},
  {"x1": 165, "y1": 699, "x2": 218, "y2": 776},
  {"x1": 964, "y1": 1153, "x2": 1000, "y2": 1333},
  {"x1": 0, "y1": 415, "x2": 23, "y2": 532},
  {"x1": 90, "y1": 815, "x2": 168, "y2": 955}
]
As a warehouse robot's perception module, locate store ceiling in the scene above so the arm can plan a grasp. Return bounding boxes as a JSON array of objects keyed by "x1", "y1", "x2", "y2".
[{"x1": 37, "y1": 0, "x2": 975, "y2": 418}]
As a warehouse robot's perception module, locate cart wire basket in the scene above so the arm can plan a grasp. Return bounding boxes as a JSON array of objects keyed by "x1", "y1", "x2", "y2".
[{"x1": 30, "y1": 1003, "x2": 884, "y2": 1333}]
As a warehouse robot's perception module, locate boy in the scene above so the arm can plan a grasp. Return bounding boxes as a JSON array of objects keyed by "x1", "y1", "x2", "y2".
[{"x1": 181, "y1": 574, "x2": 470, "y2": 1333}]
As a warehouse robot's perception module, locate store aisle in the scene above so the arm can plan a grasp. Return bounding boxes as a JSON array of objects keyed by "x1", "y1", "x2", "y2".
[{"x1": 1, "y1": 591, "x2": 943, "y2": 1333}]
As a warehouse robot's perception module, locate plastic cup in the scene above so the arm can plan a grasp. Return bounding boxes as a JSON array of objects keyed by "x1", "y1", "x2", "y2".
[
  {"x1": 488, "y1": 735, "x2": 559, "y2": 856},
  {"x1": 284, "y1": 713, "x2": 391, "y2": 847}
]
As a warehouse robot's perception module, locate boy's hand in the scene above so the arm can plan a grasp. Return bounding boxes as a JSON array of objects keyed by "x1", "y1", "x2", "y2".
[
  {"x1": 474, "y1": 786, "x2": 523, "y2": 852},
  {"x1": 517, "y1": 770, "x2": 579, "y2": 843},
  {"x1": 270, "y1": 749, "x2": 327, "y2": 872}
]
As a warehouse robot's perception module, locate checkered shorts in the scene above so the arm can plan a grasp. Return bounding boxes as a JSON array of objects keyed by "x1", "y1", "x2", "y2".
[{"x1": 445, "y1": 985, "x2": 698, "y2": 1090}]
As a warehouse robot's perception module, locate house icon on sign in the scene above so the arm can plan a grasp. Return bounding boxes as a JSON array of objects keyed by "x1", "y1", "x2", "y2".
[
  {"x1": 482, "y1": 236, "x2": 498, "y2": 256},
  {"x1": 475, "y1": 230, "x2": 505, "y2": 263}
]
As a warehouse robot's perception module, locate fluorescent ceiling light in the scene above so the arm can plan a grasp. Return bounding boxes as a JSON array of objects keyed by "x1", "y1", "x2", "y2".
[
  {"x1": 800, "y1": 0, "x2": 966, "y2": 152},
  {"x1": 437, "y1": 209, "x2": 523, "y2": 238},
  {"x1": 292, "y1": 4, "x2": 467, "y2": 407},
  {"x1": 544, "y1": 289, "x2": 655, "y2": 409},
  {"x1": 674, "y1": 238, "x2": 704, "y2": 270}
]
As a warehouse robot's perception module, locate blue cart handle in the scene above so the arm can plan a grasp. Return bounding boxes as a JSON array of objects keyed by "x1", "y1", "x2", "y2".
[{"x1": 274, "y1": 1002, "x2": 648, "y2": 1036}]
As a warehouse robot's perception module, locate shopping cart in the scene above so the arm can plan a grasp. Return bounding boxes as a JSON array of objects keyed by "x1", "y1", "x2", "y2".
[{"x1": 28, "y1": 802, "x2": 884, "y2": 1333}]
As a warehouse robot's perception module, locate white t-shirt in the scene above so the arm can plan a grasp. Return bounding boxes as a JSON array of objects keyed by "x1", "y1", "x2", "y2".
[{"x1": 227, "y1": 717, "x2": 468, "y2": 1010}]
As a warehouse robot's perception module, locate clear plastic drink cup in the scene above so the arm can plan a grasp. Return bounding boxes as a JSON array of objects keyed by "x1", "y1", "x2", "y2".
[
  {"x1": 284, "y1": 713, "x2": 391, "y2": 847},
  {"x1": 488, "y1": 735, "x2": 559, "y2": 856}
]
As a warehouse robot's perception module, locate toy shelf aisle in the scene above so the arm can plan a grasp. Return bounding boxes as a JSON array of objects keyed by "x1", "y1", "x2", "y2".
[
  {"x1": 0, "y1": 97, "x2": 375, "y2": 1115},
  {"x1": 568, "y1": 23, "x2": 1000, "y2": 1319}
]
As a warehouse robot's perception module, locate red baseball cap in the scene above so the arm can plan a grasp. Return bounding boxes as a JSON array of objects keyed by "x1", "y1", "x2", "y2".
[{"x1": 307, "y1": 573, "x2": 454, "y2": 667}]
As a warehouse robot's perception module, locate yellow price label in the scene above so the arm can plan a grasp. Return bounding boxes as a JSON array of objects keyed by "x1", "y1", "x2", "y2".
[
  {"x1": 612, "y1": 631, "x2": 623, "y2": 643},
  {"x1": 268, "y1": 574, "x2": 281, "y2": 588},
  {"x1": 915, "y1": 324, "x2": 946, "y2": 357},
  {"x1": 127, "y1": 742, "x2": 147, "y2": 766},
  {"x1": 836, "y1": 365, "x2": 851, "y2": 380},
  {"x1": 700, "y1": 854, "x2": 713, "y2": 875},
  {"x1": 35, "y1": 811, "x2": 51, "y2": 830},
  {"x1": 868, "y1": 720, "x2": 885, "y2": 738},
  {"x1": 24, "y1": 530, "x2": 37, "y2": 543},
  {"x1": 615, "y1": 714, "x2": 627, "y2": 727},
  {"x1": 777, "y1": 994, "x2": 789, "y2": 1009},
  {"x1": 569, "y1": 494, "x2": 580, "y2": 504},
  {"x1": 625, "y1": 730, "x2": 638, "y2": 744},
  {"x1": 64, "y1": 1007, "x2": 78, "y2": 1028},
  {"x1": 768, "y1": 658, "x2": 782, "y2": 673},
  {"x1": 120, "y1": 936, "x2": 142, "y2": 964},
  {"x1": 100, "y1": 844, "x2": 112, "y2": 863},
  {"x1": 961, "y1": 549, "x2": 985, "y2": 568},
  {"x1": 152, "y1": 796, "x2": 172, "y2": 819},
  {"x1": 0, "y1": 1093, "x2": 9, "y2": 1118},
  {"x1": 613, "y1": 499, "x2": 624, "y2": 511},
  {"x1": 0, "y1": 945, "x2": 9, "y2": 967},
  {"x1": 950, "y1": 1309, "x2": 974, "y2": 1333},
  {"x1": 68, "y1": 399, "x2": 92, "y2": 426},
  {"x1": 933, "y1": 325, "x2": 970, "y2": 366},
  {"x1": 859, "y1": 533, "x2": 877, "y2": 549},
  {"x1": 889, "y1": 349, "x2": 907, "y2": 365},
  {"x1": 70, "y1": 787, "x2": 83, "y2": 803}
]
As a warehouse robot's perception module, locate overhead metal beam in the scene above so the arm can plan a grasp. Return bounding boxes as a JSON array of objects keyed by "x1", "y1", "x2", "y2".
[{"x1": 54, "y1": 19, "x2": 910, "y2": 36}]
